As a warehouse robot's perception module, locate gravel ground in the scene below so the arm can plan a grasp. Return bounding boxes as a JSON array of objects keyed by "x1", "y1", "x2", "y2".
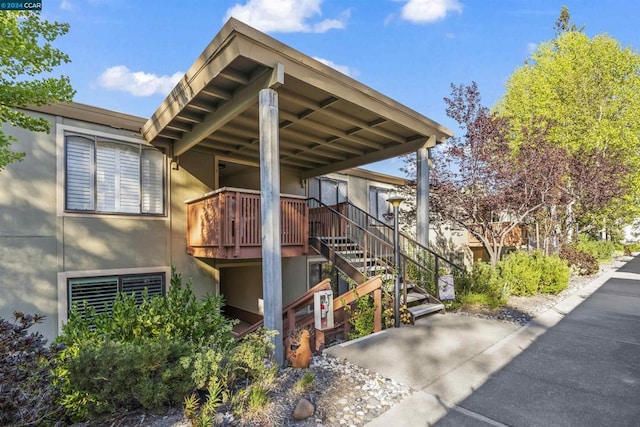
[{"x1": 79, "y1": 256, "x2": 632, "y2": 427}]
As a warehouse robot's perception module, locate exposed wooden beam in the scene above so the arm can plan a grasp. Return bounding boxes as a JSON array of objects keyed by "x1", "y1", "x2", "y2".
[
  {"x1": 173, "y1": 65, "x2": 284, "y2": 157},
  {"x1": 220, "y1": 68, "x2": 250, "y2": 84},
  {"x1": 279, "y1": 111, "x2": 384, "y2": 150},
  {"x1": 187, "y1": 99, "x2": 217, "y2": 113},
  {"x1": 230, "y1": 113, "x2": 365, "y2": 156},
  {"x1": 166, "y1": 121, "x2": 192, "y2": 133},
  {"x1": 158, "y1": 129, "x2": 183, "y2": 140},
  {"x1": 279, "y1": 141, "x2": 347, "y2": 161},
  {"x1": 278, "y1": 87, "x2": 407, "y2": 144},
  {"x1": 202, "y1": 86, "x2": 232, "y2": 100},
  {"x1": 301, "y1": 136, "x2": 428, "y2": 179},
  {"x1": 280, "y1": 127, "x2": 364, "y2": 156},
  {"x1": 175, "y1": 110, "x2": 204, "y2": 124}
]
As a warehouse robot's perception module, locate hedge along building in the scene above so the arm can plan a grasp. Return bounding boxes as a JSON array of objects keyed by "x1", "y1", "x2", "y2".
[{"x1": 0, "y1": 18, "x2": 452, "y2": 361}]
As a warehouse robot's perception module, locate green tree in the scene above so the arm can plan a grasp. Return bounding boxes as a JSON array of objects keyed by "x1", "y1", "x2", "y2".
[
  {"x1": 496, "y1": 10, "x2": 640, "y2": 240},
  {"x1": 0, "y1": 11, "x2": 75, "y2": 171},
  {"x1": 552, "y1": 6, "x2": 584, "y2": 37}
]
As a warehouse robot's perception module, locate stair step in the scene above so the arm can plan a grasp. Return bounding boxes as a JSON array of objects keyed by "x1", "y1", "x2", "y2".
[
  {"x1": 336, "y1": 250, "x2": 365, "y2": 256},
  {"x1": 403, "y1": 292, "x2": 429, "y2": 305},
  {"x1": 407, "y1": 303, "x2": 444, "y2": 318}
]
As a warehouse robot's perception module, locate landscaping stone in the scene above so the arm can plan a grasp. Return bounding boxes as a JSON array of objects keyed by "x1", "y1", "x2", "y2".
[{"x1": 293, "y1": 398, "x2": 315, "y2": 420}]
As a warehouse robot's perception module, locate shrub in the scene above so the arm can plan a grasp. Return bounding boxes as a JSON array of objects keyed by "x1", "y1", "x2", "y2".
[
  {"x1": 535, "y1": 252, "x2": 570, "y2": 295},
  {"x1": 66, "y1": 337, "x2": 193, "y2": 415},
  {"x1": 229, "y1": 328, "x2": 278, "y2": 385},
  {"x1": 184, "y1": 379, "x2": 227, "y2": 427},
  {"x1": 181, "y1": 329, "x2": 277, "y2": 425},
  {"x1": 56, "y1": 269, "x2": 237, "y2": 421},
  {"x1": 625, "y1": 242, "x2": 640, "y2": 253},
  {"x1": 498, "y1": 251, "x2": 541, "y2": 296},
  {"x1": 454, "y1": 261, "x2": 508, "y2": 307},
  {"x1": 0, "y1": 312, "x2": 63, "y2": 426},
  {"x1": 576, "y1": 234, "x2": 616, "y2": 261},
  {"x1": 559, "y1": 244, "x2": 599, "y2": 275},
  {"x1": 344, "y1": 292, "x2": 376, "y2": 339}
]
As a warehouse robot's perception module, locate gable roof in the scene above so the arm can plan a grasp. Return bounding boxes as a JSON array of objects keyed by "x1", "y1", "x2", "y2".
[{"x1": 142, "y1": 18, "x2": 452, "y2": 179}]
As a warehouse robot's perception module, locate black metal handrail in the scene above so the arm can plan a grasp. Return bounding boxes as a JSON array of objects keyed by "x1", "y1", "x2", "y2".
[
  {"x1": 307, "y1": 198, "x2": 464, "y2": 302},
  {"x1": 336, "y1": 201, "x2": 465, "y2": 294},
  {"x1": 307, "y1": 198, "x2": 395, "y2": 278}
]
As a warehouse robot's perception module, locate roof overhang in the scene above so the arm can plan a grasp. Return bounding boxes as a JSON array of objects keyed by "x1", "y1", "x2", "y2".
[{"x1": 142, "y1": 18, "x2": 453, "y2": 179}]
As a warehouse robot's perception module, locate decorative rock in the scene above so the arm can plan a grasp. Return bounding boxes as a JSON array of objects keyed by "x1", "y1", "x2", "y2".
[{"x1": 293, "y1": 398, "x2": 315, "y2": 420}]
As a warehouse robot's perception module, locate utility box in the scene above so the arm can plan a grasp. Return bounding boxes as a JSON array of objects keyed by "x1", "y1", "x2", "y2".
[{"x1": 314, "y1": 290, "x2": 334, "y2": 330}]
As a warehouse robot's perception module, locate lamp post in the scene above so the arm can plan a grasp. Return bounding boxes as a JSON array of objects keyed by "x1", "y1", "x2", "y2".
[{"x1": 387, "y1": 195, "x2": 404, "y2": 328}]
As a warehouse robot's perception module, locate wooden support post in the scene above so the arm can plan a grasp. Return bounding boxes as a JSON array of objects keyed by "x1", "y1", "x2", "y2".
[{"x1": 260, "y1": 88, "x2": 283, "y2": 366}]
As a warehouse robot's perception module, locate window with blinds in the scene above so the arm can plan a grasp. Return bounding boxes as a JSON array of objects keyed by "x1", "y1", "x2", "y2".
[
  {"x1": 65, "y1": 134, "x2": 165, "y2": 215},
  {"x1": 68, "y1": 272, "x2": 165, "y2": 317}
]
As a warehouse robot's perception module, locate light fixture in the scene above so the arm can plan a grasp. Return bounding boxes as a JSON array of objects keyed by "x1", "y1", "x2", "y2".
[
  {"x1": 386, "y1": 194, "x2": 405, "y2": 327},
  {"x1": 171, "y1": 157, "x2": 180, "y2": 171},
  {"x1": 387, "y1": 195, "x2": 405, "y2": 208}
]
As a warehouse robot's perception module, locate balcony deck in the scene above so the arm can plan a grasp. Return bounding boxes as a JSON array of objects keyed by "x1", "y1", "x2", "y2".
[{"x1": 186, "y1": 187, "x2": 309, "y2": 259}]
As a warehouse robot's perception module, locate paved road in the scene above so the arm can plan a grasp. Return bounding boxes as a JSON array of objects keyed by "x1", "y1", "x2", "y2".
[
  {"x1": 327, "y1": 255, "x2": 640, "y2": 426},
  {"x1": 434, "y1": 255, "x2": 640, "y2": 427}
]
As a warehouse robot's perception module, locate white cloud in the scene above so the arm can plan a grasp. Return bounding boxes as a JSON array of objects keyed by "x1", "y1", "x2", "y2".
[
  {"x1": 312, "y1": 57, "x2": 358, "y2": 77},
  {"x1": 224, "y1": 0, "x2": 349, "y2": 33},
  {"x1": 60, "y1": 0, "x2": 71, "y2": 10},
  {"x1": 527, "y1": 42, "x2": 537, "y2": 54},
  {"x1": 97, "y1": 65, "x2": 183, "y2": 97},
  {"x1": 400, "y1": 0, "x2": 463, "y2": 24}
]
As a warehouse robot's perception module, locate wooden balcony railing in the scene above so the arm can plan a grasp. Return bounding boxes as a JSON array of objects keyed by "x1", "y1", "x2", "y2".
[{"x1": 186, "y1": 187, "x2": 309, "y2": 259}]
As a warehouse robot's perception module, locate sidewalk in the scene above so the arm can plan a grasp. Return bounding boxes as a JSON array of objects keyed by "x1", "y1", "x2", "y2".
[{"x1": 325, "y1": 255, "x2": 639, "y2": 426}]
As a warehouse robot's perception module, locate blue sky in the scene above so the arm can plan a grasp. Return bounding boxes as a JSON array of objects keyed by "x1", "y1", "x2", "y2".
[{"x1": 43, "y1": 0, "x2": 640, "y2": 176}]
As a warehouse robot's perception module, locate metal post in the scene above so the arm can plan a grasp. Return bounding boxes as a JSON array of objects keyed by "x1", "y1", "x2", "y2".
[
  {"x1": 416, "y1": 146, "x2": 430, "y2": 248},
  {"x1": 387, "y1": 195, "x2": 404, "y2": 328}
]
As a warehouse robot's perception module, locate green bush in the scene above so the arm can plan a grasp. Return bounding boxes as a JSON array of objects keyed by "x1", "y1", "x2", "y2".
[
  {"x1": 624, "y1": 242, "x2": 640, "y2": 253},
  {"x1": 535, "y1": 252, "x2": 570, "y2": 295},
  {"x1": 66, "y1": 337, "x2": 193, "y2": 415},
  {"x1": 56, "y1": 269, "x2": 238, "y2": 420},
  {"x1": 498, "y1": 251, "x2": 541, "y2": 296},
  {"x1": 344, "y1": 292, "x2": 376, "y2": 339},
  {"x1": 453, "y1": 262, "x2": 508, "y2": 308},
  {"x1": 576, "y1": 234, "x2": 616, "y2": 261},
  {"x1": 455, "y1": 251, "x2": 571, "y2": 309}
]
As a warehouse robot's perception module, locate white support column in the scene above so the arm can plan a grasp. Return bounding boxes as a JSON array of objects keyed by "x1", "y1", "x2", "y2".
[
  {"x1": 416, "y1": 145, "x2": 430, "y2": 248},
  {"x1": 259, "y1": 88, "x2": 283, "y2": 365}
]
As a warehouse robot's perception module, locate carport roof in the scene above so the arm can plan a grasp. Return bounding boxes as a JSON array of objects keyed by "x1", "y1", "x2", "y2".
[{"x1": 142, "y1": 18, "x2": 452, "y2": 179}]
